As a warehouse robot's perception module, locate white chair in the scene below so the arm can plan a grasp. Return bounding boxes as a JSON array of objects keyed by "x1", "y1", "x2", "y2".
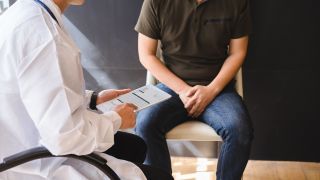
[{"x1": 146, "y1": 43, "x2": 244, "y2": 155}]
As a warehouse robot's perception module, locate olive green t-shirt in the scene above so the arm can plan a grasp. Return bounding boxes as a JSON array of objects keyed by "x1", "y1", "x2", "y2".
[{"x1": 135, "y1": 0, "x2": 251, "y2": 86}]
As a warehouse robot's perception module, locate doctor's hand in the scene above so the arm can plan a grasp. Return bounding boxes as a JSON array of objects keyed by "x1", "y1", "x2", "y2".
[
  {"x1": 184, "y1": 85, "x2": 217, "y2": 118},
  {"x1": 96, "y1": 89, "x2": 131, "y2": 105},
  {"x1": 114, "y1": 103, "x2": 137, "y2": 129}
]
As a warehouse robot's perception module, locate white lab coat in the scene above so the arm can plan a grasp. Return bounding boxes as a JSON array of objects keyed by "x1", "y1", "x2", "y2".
[{"x1": 0, "y1": 0, "x2": 146, "y2": 179}]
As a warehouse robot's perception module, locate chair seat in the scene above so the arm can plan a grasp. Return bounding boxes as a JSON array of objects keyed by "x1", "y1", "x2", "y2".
[{"x1": 166, "y1": 121, "x2": 222, "y2": 141}]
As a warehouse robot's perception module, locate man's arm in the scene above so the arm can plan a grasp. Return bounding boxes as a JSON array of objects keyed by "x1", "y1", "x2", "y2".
[
  {"x1": 138, "y1": 33, "x2": 191, "y2": 95},
  {"x1": 208, "y1": 36, "x2": 249, "y2": 95}
]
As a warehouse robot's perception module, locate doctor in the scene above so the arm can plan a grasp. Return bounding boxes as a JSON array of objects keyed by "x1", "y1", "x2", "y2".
[{"x1": 0, "y1": 0, "x2": 172, "y2": 179}]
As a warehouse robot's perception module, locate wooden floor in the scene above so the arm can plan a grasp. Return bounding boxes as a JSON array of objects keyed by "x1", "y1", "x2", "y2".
[{"x1": 171, "y1": 157, "x2": 320, "y2": 180}]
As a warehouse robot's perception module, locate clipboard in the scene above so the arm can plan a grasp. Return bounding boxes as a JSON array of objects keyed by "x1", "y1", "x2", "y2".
[{"x1": 97, "y1": 85, "x2": 172, "y2": 112}]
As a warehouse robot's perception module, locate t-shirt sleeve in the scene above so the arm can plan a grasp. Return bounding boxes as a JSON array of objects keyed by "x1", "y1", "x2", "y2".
[
  {"x1": 231, "y1": 0, "x2": 252, "y2": 39},
  {"x1": 135, "y1": 0, "x2": 161, "y2": 39}
]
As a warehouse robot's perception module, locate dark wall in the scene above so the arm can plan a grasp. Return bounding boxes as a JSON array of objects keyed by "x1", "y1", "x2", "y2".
[
  {"x1": 245, "y1": 0, "x2": 320, "y2": 161},
  {"x1": 63, "y1": 0, "x2": 320, "y2": 161}
]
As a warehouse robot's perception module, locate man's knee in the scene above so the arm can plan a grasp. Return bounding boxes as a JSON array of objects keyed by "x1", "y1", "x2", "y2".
[
  {"x1": 136, "y1": 110, "x2": 162, "y2": 137},
  {"x1": 224, "y1": 117, "x2": 254, "y2": 146}
]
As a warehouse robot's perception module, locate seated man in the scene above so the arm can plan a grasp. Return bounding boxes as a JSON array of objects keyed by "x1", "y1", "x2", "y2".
[
  {"x1": 135, "y1": 0, "x2": 254, "y2": 179},
  {"x1": 0, "y1": 0, "x2": 172, "y2": 179}
]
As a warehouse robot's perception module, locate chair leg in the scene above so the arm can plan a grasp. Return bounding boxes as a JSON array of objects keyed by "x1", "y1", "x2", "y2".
[
  {"x1": 217, "y1": 141, "x2": 222, "y2": 157},
  {"x1": 213, "y1": 141, "x2": 222, "y2": 158},
  {"x1": 213, "y1": 142, "x2": 218, "y2": 158}
]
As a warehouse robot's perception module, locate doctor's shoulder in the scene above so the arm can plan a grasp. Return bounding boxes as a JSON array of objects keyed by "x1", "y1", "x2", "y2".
[{"x1": 0, "y1": 1, "x2": 61, "y2": 62}]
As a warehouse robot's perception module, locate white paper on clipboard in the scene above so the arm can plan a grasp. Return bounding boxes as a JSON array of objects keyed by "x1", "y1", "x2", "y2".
[{"x1": 97, "y1": 85, "x2": 171, "y2": 112}]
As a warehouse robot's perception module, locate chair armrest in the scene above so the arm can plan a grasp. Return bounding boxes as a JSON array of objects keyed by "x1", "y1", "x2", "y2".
[{"x1": 0, "y1": 147, "x2": 120, "y2": 180}]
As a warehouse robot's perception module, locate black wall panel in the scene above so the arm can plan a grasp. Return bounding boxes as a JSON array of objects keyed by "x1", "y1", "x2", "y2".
[{"x1": 245, "y1": 0, "x2": 320, "y2": 161}]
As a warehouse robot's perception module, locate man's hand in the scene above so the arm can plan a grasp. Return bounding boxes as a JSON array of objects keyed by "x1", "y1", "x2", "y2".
[
  {"x1": 178, "y1": 86, "x2": 193, "y2": 111},
  {"x1": 184, "y1": 85, "x2": 217, "y2": 118},
  {"x1": 96, "y1": 89, "x2": 131, "y2": 105},
  {"x1": 114, "y1": 103, "x2": 137, "y2": 129}
]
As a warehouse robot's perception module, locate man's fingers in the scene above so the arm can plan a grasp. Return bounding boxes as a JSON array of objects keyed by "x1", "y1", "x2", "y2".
[
  {"x1": 187, "y1": 98, "x2": 199, "y2": 116},
  {"x1": 185, "y1": 96, "x2": 197, "y2": 109},
  {"x1": 193, "y1": 108, "x2": 204, "y2": 118},
  {"x1": 189, "y1": 103, "x2": 198, "y2": 116},
  {"x1": 186, "y1": 88, "x2": 197, "y2": 97},
  {"x1": 189, "y1": 100, "x2": 204, "y2": 117}
]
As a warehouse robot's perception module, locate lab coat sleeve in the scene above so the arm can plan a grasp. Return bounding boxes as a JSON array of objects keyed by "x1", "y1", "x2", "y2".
[
  {"x1": 17, "y1": 35, "x2": 121, "y2": 155},
  {"x1": 85, "y1": 90, "x2": 94, "y2": 108}
]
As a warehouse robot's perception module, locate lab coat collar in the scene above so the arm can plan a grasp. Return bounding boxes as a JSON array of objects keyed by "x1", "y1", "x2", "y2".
[
  {"x1": 42, "y1": 0, "x2": 81, "y2": 52},
  {"x1": 41, "y1": 0, "x2": 63, "y2": 26},
  {"x1": 29, "y1": 0, "x2": 64, "y2": 29}
]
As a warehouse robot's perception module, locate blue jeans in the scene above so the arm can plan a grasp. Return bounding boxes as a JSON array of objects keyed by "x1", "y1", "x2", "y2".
[{"x1": 136, "y1": 83, "x2": 254, "y2": 180}]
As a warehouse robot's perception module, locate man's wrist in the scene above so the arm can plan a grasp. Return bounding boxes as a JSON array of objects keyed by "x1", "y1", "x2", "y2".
[
  {"x1": 207, "y1": 84, "x2": 220, "y2": 97},
  {"x1": 176, "y1": 84, "x2": 191, "y2": 95},
  {"x1": 89, "y1": 91, "x2": 98, "y2": 110}
]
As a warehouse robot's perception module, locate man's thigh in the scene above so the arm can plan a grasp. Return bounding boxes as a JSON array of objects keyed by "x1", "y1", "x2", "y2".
[
  {"x1": 136, "y1": 83, "x2": 189, "y2": 134},
  {"x1": 200, "y1": 88, "x2": 252, "y2": 138}
]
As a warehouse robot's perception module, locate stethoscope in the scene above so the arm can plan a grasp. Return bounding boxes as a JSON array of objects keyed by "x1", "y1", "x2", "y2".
[{"x1": 34, "y1": 0, "x2": 59, "y2": 26}]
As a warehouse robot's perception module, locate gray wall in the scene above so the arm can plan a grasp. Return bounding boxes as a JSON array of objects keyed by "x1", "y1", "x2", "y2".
[{"x1": 64, "y1": 0, "x2": 146, "y2": 91}]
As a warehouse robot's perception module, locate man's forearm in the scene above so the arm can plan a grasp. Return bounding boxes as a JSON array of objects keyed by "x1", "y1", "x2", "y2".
[
  {"x1": 140, "y1": 54, "x2": 190, "y2": 94},
  {"x1": 138, "y1": 33, "x2": 190, "y2": 94},
  {"x1": 207, "y1": 36, "x2": 249, "y2": 96},
  {"x1": 207, "y1": 52, "x2": 246, "y2": 96}
]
